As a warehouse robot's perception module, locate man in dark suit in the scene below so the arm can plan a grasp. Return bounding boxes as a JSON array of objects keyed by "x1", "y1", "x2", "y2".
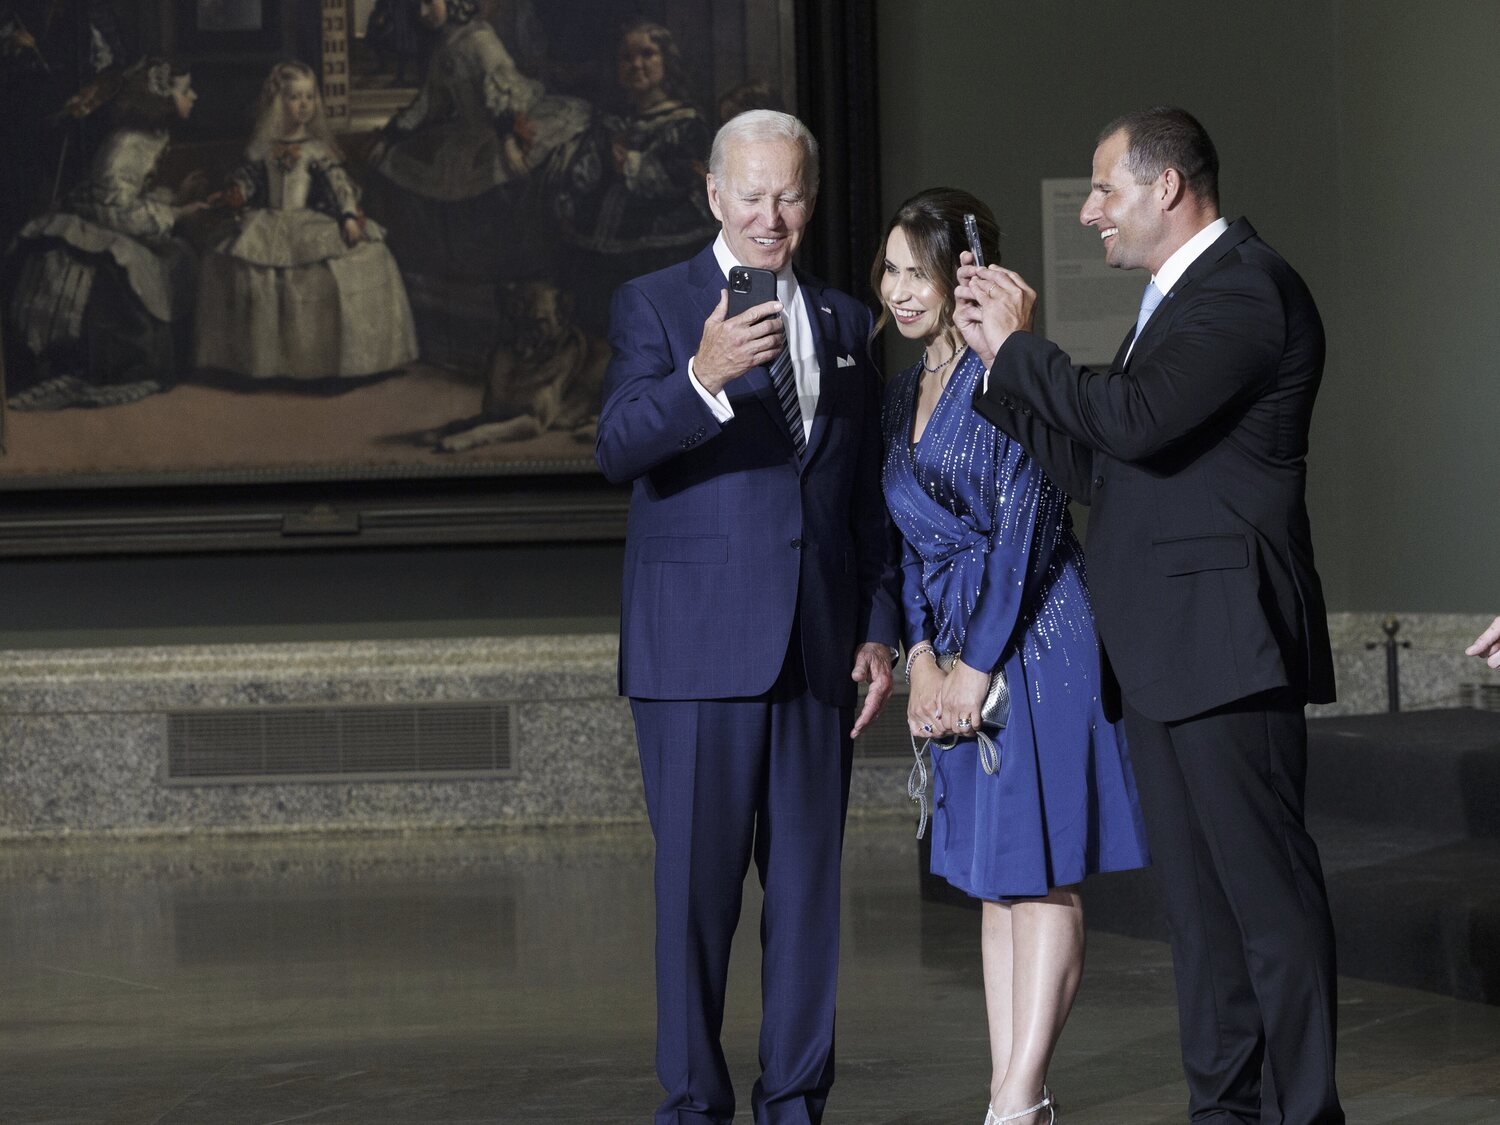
[
  {"x1": 595, "y1": 109, "x2": 899, "y2": 1125},
  {"x1": 955, "y1": 107, "x2": 1344, "y2": 1124}
]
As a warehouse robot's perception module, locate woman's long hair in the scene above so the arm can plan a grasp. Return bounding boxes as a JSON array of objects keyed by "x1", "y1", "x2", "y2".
[
  {"x1": 869, "y1": 187, "x2": 1001, "y2": 339},
  {"x1": 248, "y1": 60, "x2": 340, "y2": 160}
]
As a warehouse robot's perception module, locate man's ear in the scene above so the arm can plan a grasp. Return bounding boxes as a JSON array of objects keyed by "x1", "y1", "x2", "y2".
[
  {"x1": 705, "y1": 173, "x2": 724, "y2": 222},
  {"x1": 1159, "y1": 167, "x2": 1188, "y2": 211}
]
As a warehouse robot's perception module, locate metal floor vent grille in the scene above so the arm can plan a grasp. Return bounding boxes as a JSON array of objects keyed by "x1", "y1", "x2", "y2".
[
  {"x1": 165, "y1": 703, "x2": 515, "y2": 784},
  {"x1": 1465, "y1": 682, "x2": 1500, "y2": 713}
]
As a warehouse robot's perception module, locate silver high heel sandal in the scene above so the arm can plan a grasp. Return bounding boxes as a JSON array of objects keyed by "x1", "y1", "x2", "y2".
[{"x1": 984, "y1": 1086, "x2": 1055, "y2": 1124}]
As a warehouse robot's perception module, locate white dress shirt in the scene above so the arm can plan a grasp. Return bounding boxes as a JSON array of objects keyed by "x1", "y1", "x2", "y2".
[
  {"x1": 688, "y1": 233, "x2": 819, "y2": 441},
  {"x1": 1124, "y1": 216, "x2": 1230, "y2": 363}
]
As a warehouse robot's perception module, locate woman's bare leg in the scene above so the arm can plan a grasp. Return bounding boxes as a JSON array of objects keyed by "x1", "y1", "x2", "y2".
[{"x1": 988, "y1": 885, "x2": 1084, "y2": 1120}]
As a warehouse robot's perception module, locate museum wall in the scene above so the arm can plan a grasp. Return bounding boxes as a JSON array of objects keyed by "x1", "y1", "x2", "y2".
[{"x1": 874, "y1": 0, "x2": 1500, "y2": 613}]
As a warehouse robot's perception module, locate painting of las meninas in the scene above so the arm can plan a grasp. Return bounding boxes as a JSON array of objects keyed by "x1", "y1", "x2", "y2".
[{"x1": 0, "y1": 0, "x2": 797, "y2": 491}]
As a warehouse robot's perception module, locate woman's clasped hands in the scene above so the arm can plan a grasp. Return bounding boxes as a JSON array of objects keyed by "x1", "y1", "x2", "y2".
[{"x1": 907, "y1": 648, "x2": 991, "y2": 742}]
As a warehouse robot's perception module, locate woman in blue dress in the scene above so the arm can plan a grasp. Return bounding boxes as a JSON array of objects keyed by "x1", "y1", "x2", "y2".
[{"x1": 875, "y1": 189, "x2": 1150, "y2": 1124}]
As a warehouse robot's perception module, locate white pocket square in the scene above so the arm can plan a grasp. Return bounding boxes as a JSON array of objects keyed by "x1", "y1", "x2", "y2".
[{"x1": 836, "y1": 354, "x2": 856, "y2": 368}]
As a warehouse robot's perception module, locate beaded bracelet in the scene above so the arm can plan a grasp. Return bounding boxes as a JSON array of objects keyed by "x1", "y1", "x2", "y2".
[{"x1": 903, "y1": 642, "x2": 937, "y2": 683}]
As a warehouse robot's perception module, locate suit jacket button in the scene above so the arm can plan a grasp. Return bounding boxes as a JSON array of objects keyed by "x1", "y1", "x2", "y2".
[
  {"x1": 790, "y1": 538, "x2": 803, "y2": 549},
  {"x1": 1093, "y1": 475, "x2": 1105, "y2": 488}
]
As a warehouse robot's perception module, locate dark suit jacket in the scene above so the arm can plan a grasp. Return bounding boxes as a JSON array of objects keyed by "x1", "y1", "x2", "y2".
[
  {"x1": 974, "y1": 218, "x2": 1335, "y2": 723},
  {"x1": 596, "y1": 242, "x2": 900, "y2": 707}
]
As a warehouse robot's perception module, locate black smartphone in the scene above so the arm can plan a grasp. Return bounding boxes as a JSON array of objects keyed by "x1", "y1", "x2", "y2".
[
  {"x1": 963, "y1": 212, "x2": 986, "y2": 268},
  {"x1": 727, "y1": 265, "x2": 777, "y2": 319}
]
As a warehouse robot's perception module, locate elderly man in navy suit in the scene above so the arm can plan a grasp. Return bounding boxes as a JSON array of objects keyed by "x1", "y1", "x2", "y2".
[{"x1": 595, "y1": 109, "x2": 900, "y2": 1125}]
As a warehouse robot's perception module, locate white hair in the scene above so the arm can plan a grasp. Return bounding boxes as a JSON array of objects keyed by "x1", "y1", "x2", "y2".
[{"x1": 708, "y1": 109, "x2": 819, "y2": 198}]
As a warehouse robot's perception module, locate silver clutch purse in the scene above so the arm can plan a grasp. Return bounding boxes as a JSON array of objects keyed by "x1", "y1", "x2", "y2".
[
  {"x1": 936, "y1": 653, "x2": 1010, "y2": 731},
  {"x1": 908, "y1": 653, "x2": 1010, "y2": 838}
]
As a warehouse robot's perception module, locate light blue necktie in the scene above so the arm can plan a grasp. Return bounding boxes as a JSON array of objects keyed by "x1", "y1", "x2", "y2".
[{"x1": 1134, "y1": 281, "x2": 1165, "y2": 342}]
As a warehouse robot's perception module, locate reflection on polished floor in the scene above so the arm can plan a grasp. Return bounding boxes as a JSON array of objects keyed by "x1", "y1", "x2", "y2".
[{"x1": 1, "y1": 818, "x2": 1497, "y2": 1124}]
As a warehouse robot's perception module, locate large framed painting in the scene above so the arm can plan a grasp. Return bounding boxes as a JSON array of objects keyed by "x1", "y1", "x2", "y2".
[{"x1": 0, "y1": 0, "x2": 877, "y2": 554}]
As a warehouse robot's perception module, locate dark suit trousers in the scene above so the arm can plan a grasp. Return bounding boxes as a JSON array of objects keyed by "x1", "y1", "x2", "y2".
[
  {"x1": 631, "y1": 633, "x2": 854, "y2": 1125},
  {"x1": 1122, "y1": 694, "x2": 1344, "y2": 1125}
]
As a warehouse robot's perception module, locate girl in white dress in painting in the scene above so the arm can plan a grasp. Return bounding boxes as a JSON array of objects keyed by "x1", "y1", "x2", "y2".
[{"x1": 195, "y1": 60, "x2": 417, "y2": 379}]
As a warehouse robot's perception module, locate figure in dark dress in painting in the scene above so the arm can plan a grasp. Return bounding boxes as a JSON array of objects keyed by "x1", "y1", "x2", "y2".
[
  {"x1": 4, "y1": 57, "x2": 205, "y2": 410},
  {"x1": 364, "y1": 0, "x2": 587, "y2": 282},
  {"x1": 552, "y1": 18, "x2": 715, "y2": 333}
]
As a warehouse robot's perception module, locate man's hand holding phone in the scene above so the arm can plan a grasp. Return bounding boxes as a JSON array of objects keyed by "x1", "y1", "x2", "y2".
[
  {"x1": 962, "y1": 212, "x2": 986, "y2": 268},
  {"x1": 955, "y1": 250, "x2": 1036, "y2": 368},
  {"x1": 695, "y1": 266, "x2": 783, "y2": 395}
]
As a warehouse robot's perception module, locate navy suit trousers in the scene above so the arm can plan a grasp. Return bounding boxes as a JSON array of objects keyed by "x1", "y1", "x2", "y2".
[{"x1": 631, "y1": 633, "x2": 854, "y2": 1125}]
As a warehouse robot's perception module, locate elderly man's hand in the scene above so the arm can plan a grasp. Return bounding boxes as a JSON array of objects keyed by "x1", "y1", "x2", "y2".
[
  {"x1": 1466, "y1": 615, "x2": 1500, "y2": 669},
  {"x1": 849, "y1": 642, "x2": 894, "y2": 739},
  {"x1": 954, "y1": 251, "x2": 1036, "y2": 367},
  {"x1": 694, "y1": 290, "x2": 785, "y2": 395}
]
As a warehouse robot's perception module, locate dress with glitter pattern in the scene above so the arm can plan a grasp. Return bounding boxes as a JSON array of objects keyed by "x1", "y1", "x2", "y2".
[{"x1": 882, "y1": 350, "x2": 1150, "y2": 899}]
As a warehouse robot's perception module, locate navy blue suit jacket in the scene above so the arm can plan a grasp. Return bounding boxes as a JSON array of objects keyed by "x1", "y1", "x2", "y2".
[{"x1": 597, "y1": 242, "x2": 900, "y2": 707}]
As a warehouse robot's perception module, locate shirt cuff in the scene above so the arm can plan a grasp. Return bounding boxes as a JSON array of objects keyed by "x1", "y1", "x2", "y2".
[{"x1": 688, "y1": 357, "x2": 734, "y2": 423}]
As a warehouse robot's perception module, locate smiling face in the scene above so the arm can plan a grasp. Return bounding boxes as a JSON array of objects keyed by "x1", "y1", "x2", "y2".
[
  {"x1": 1079, "y1": 128, "x2": 1169, "y2": 273},
  {"x1": 879, "y1": 225, "x2": 948, "y2": 345},
  {"x1": 705, "y1": 138, "x2": 813, "y2": 272},
  {"x1": 281, "y1": 75, "x2": 317, "y2": 129}
]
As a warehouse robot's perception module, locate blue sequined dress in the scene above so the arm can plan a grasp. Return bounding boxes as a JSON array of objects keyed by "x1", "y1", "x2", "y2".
[{"x1": 882, "y1": 350, "x2": 1150, "y2": 899}]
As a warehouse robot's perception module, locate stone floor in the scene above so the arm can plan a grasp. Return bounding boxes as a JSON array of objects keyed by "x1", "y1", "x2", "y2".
[{"x1": 0, "y1": 817, "x2": 1497, "y2": 1124}]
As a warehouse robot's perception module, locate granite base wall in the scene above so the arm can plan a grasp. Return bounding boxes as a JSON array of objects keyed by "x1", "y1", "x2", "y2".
[
  {"x1": 0, "y1": 637, "x2": 911, "y2": 840},
  {"x1": 1, "y1": 613, "x2": 1495, "y2": 839},
  {"x1": 1312, "y1": 612, "x2": 1500, "y2": 717}
]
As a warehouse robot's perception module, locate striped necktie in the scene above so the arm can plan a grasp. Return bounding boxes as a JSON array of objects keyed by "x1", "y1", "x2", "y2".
[{"x1": 769, "y1": 341, "x2": 806, "y2": 457}]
